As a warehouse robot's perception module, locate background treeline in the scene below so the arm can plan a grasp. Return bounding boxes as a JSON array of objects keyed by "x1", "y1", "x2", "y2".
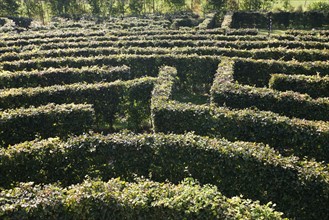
[{"x1": 2, "y1": 0, "x2": 329, "y2": 24}]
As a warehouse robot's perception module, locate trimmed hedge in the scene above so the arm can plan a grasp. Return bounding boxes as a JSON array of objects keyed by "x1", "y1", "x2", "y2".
[
  {"x1": 2, "y1": 46, "x2": 329, "y2": 63},
  {"x1": 0, "y1": 103, "x2": 94, "y2": 147},
  {"x1": 1, "y1": 132, "x2": 328, "y2": 219},
  {"x1": 0, "y1": 178, "x2": 285, "y2": 219},
  {"x1": 0, "y1": 65, "x2": 131, "y2": 89},
  {"x1": 231, "y1": 11, "x2": 329, "y2": 29},
  {"x1": 232, "y1": 58, "x2": 329, "y2": 87},
  {"x1": 1, "y1": 54, "x2": 220, "y2": 93},
  {"x1": 22, "y1": 38, "x2": 329, "y2": 51},
  {"x1": 2, "y1": 29, "x2": 106, "y2": 41},
  {"x1": 269, "y1": 74, "x2": 329, "y2": 98},
  {"x1": 152, "y1": 66, "x2": 329, "y2": 162},
  {"x1": 0, "y1": 77, "x2": 155, "y2": 129},
  {"x1": 285, "y1": 29, "x2": 329, "y2": 37},
  {"x1": 211, "y1": 59, "x2": 329, "y2": 121},
  {"x1": 197, "y1": 13, "x2": 217, "y2": 29}
]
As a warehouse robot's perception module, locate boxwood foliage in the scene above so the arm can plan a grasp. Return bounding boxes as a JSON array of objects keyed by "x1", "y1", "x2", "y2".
[
  {"x1": 152, "y1": 66, "x2": 329, "y2": 162},
  {"x1": 12, "y1": 38, "x2": 329, "y2": 51},
  {"x1": 0, "y1": 178, "x2": 285, "y2": 220},
  {"x1": 230, "y1": 11, "x2": 329, "y2": 29},
  {"x1": 0, "y1": 65, "x2": 131, "y2": 89},
  {"x1": 2, "y1": 46, "x2": 329, "y2": 64},
  {"x1": 0, "y1": 103, "x2": 94, "y2": 147},
  {"x1": 1, "y1": 132, "x2": 328, "y2": 219},
  {"x1": 0, "y1": 77, "x2": 155, "y2": 130},
  {"x1": 1, "y1": 54, "x2": 220, "y2": 93},
  {"x1": 210, "y1": 58, "x2": 329, "y2": 121},
  {"x1": 269, "y1": 74, "x2": 329, "y2": 99},
  {"x1": 232, "y1": 58, "x2": 329, "y2": 87}
]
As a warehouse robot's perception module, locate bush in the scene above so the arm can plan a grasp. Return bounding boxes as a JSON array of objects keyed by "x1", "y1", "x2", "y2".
[
  {"x1": 269, "y1": 74, "x2": 329, "y2": 98},
  {"x1": 0, "y1": 77, "x2": 155, "y2": 129},
  {"x1": 1, "y1": 132, "x2": 327, "y2": 219},
  {"x1": 230, "y1": 11, "x2": 329, "y2": 28},
  {"x1": 0, "y1": 178, "x2": 285, "y2": 219},
  {"x1": 0, "y1": 65, "x2": 131, "y2": 89},
  {"x1": 2, "y1": 54, "x2": 220, "y2": 94},
  {"x1": 0, "y1": 103, "x2": 94, "y2": 147},
  {"x1": 7, "y1": 16, "x2": 32, "y2": 28},
  {"x1": 232, "y1": 57, "x2": 329, "y2": 87},
  {"x1": 152, "y1": 66, "x2": 329, "y2": 162},
  {"x1": 211, "y1": 58, "x2": 329, "y2": 121}
]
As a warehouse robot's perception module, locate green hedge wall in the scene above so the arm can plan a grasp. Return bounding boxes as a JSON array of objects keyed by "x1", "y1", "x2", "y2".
[
  {"x1": 0, "y1": 65, "x2": 131, "y2": 89},
  {"x1": 0, "y1": 178, "x2": 285, "y2": 219},
  {"x1": 231, "y1": 11, "x2": 329, "y2": 29},
  {"x1": 232, "y1": 58, "x2": 329, "y2": 87},
  {"x1": 1, "y1": 54, "x2": 220, "y2": 93},
  {"x1": 211, "y1": 59, "x2": 329, "y2": 121},
  {"x1": 269, "y1": 74, "x2": 329, "y2": 99},
  {"x1": 17, "y1": 38, "x2": 329, "y2": 51},
  {"x1": 2, "y1": 46, "x2": 329, "y2": 63},
  {"x1": 151, "y1": 66, "x2": 329, "y2": 162},
  {"x1": 1, "y1": 132, "x2": 328, "y2": 219},
  {"x1": 0, "y1": 103, "x2": 94, "y2": 147},
  {"x1": 0, "y1": 77, "x2": 155, "y2": 129}
]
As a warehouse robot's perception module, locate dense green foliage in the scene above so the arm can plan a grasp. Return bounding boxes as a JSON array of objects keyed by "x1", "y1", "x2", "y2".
[
  {"x1": 1, "y1": 132, "x2": 327, "y2": 219},
  {"x1": 0, "y1": 77, "x2": 155, "y2": 130},
  {"x1": 0, "y1": 13, "x2": 328, "y2": 220},
  {"x1": 0, "y1": 178, "x2": 285, "y2": 219},
  {"x1": 211, "y1": 59, "x2": 329, "y2": 121},
  {"x1": 269, "y1": 74, "x2": 329, "y2": 98},
  {"x1": 0, "y1": 65, "x2": 131, "y2": 89},
  {"x1": 0, "y1": 103, "x2": 94, "y2": 146},
  {"x1": 231, "y1": 11, "x2": 329, "y2": 29},
  {"x1": 152, "y1": 66, "x2": 329, "y2": 162}
]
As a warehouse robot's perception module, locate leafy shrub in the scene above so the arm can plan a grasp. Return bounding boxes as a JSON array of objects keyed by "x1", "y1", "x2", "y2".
[
  {"x1": 211, "y1": 58, "x2": 329, "y2": 121},
  {"x1": 269, "y1": 74, "x2": 329, "y2": 98},
  {"x1": 0, "y1": 65, "x2": 131, "y2": 89},
  {"x1": 152, "y1": 66, "x2": 329, "y2": 162},
  {"x1": 0, "y1": 103, "x2": 94, "y2": 147},
  {"x1": 0, "y1": 77, "x2": 155, "y2": 129},
  {"x1": 0, "y1": 178, "x2": 285, "y2": 219},
  {"x1": 1, "y1": 132, "x2": 327, "y2": 219}
]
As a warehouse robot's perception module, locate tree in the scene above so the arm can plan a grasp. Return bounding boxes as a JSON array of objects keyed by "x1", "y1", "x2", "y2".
[
  {"x1": 49, "y1": 0, "x2": 71, "y2": 16},
  {"x1": 0, "y1": 0, "x2": 19, "y2": 16},
  {"x1": 165, "y1": 0, "x2": 186, "y2": 11},
  {"x1": 207, "y1": 0, "x2": 226, "y2": 10},
  {"x1": 129, "y1": 0, "x2": 143, "y2": 15}
]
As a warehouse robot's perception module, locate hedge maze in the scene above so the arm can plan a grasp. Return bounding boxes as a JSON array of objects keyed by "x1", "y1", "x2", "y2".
[{"x1": 0, "y1": 17, "x2": 328, "y2": 219}]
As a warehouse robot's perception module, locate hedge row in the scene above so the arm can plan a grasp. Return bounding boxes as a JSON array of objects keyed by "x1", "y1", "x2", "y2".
[
  {"x1": 285, "y1": 29, "x2": 329, "y2": 37},
  {"x1": 2, "y1": 33, "x2": 270, "y2": 49},
  {"x1": 210, "y1": 59, "x2": 329, "y2": 121},
  {"x1": 0, "y1": 178, "x2": 285, "y2": 219},
  {"x1": 0, "y1": 65, "x2": 131, "y2": 89},
  {"x1": 0, "y1": 103, "x2": 94, "y2": 147},
  {"x1": 1, "y1": 28, "x2": 265, "y2": 47},
  {"x1": 197, "y1": 13, "x2": 218, "y2": 29},
  {"x1": 2, "y1": 46, "x2": 329, "y2": 64},
  {"x1": 232, "y1": 58, "x2": 329, "y2": 87},
  {"x1": 2, "y1": 132, "x2": 329, "y2": 219},
  {"x1": 231, "y1": 11, "x2": 329, "y2": 29},
  {"x1": 1, "y1": 29, "x2": 106, "y2": 41},
  {"x1": 277, "y1": 34, "x2": 329, "y2": 43},
  {"x1": 0, "y1": 77, "x2": 155, "y2": 130},
  {"x1": 269, "y1": 74, "x2": 329, "y2": 99},
  {"x1": 151, "y1": 66, "x2": 329, "y2": 162},
  {"x1": 1, "y1": 54, "x2": 220, "y2": 93},
  {"x1": 13, "y1": 38, "x2": 329, "y2": 52}
]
